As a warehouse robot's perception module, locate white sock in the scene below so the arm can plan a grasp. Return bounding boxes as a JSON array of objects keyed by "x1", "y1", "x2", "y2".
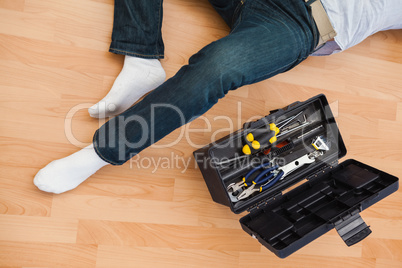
[
  {"x1": 33, "y1": 145, "x2": 109, "y2": 194},
  {"x1": 88, "y1": 55, "x2": 166, "y2": 118}
]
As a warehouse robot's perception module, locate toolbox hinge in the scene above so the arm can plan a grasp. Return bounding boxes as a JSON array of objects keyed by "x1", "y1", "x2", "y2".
[
  {"x1": 307, "y1": 160, "x2": 338, "y2": 181},
  {"x1": 334, "y1": 209, "x2": 371, "y2": 246},
  {"x1": 247, "y1": 192, "x2": 282, "y2": 213}
]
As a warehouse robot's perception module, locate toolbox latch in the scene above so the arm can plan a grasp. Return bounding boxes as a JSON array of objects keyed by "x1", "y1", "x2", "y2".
[{"x1": 334, "y1": 211, "x2": 372, "y2": 246}]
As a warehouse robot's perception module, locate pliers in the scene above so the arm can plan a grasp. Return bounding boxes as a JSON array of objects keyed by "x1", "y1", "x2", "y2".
[
  {"x1": 226, "y1": 161, "x2": 278, "y2": 194},
  {"x1": 237, "y1": 151, "x2": 323, "y2": 200},
  {"x1": 236, "y1": 166, "x2": 284, "y2": 201}
]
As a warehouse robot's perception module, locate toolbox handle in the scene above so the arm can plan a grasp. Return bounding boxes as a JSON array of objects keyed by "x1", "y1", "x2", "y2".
[{"x1": 334, "y1": 211, "x2": 372, "y2": 246}]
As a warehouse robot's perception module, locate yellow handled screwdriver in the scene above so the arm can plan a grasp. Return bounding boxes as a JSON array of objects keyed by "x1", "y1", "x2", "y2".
[
  {"x1": 242, "y1": 123, "x2": 279, "y2": 155},
  {"x1": 242, "y1": 111, "x2": 304, "y2": 155}
]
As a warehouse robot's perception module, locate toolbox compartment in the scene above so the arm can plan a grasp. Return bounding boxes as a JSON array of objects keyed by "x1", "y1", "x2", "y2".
[{"x1": 193, "y1": 94, "x2": 399, "y2": 258}]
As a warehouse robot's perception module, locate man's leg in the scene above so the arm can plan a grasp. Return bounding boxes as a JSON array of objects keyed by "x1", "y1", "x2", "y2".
[
  {"x1": 34, "y1": 0, "x2": 318, "y2": 193},
  {"x1": 89, "y1": 0, "x2": 166, "y2": 118},
  {"x1": 94, "y1": 0, "x2": 318, "y2": 164}
]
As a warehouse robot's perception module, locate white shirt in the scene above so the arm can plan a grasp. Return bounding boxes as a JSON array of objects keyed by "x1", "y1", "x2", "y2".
[{"x1": 314, "y1": 0, "x2": 402, "y2": 55}]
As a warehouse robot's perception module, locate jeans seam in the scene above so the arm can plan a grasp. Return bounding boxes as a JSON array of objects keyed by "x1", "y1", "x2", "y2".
[
  {"x1": 109, "y1": 48, "x2": 164, "y2": 58},
  {"x1": 231, "y1": 2, "x2": 241, "y2": 28},
  {"x1": 231, "y1": 15, "x2": 242, "y2": 32},
  {"x1": 231, "y1": 0, "x2": 246, "y2": 32},
  {"x1": 156, "y1": 0, "x2": 163, "y2": 55}
]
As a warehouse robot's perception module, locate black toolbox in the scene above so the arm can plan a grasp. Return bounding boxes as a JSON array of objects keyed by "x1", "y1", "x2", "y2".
[{"x1": 193, "y1": 94, "x2": 399, "y2": 258}]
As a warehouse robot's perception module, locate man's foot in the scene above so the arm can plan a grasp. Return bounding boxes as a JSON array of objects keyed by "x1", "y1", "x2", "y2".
[
  {"x1": 88, "y1": 56, "x2": 166, "y2": 118},
  {"x1": 33, "y1": 145, "x2": 109, "y2": 194}
]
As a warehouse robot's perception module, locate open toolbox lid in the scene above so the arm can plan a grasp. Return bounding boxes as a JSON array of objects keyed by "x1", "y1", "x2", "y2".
[
  {"x1": 240, "y1": 159, "x2": 398, "y2": 258},
  {"x1": 194, "y1": 94, "x2": 399, "y2": 258}
]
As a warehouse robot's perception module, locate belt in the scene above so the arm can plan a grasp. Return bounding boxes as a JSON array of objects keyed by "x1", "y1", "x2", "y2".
[{"x1": 305, "y1": 0, "x2": 337, "y2": 48}]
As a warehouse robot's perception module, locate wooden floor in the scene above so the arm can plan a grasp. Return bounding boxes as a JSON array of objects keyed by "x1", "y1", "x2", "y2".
[{"x1": 1, "y1": 0, "x2": 402, "y2": 267}]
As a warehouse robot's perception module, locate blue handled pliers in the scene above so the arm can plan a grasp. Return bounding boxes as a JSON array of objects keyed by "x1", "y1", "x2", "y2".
[
  {"x1": 236, "y1": 151, "x2": 323, "y2": 200},
  {"x1": 236, "y1": 166, "x2": 284, "y2": 200},
  {"x1": 227, "y1": 162, "x2": 279, "y2": 193}
]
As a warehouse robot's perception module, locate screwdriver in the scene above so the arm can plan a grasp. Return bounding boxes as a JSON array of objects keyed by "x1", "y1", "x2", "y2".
[
  {"x1": 242, "y1": 111, "x2": 303, "y2": 155},
  {"x1": 219, "y1": 124, "x2": 324, "y2": 181},
  {"x1": 242, "y1": 123, "x2": 279, "y2": 155}
]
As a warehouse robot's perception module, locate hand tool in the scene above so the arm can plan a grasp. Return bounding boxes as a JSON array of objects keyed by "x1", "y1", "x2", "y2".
[
  {"x1": 224, "y1": 124, "x2": 326, "y2": 203},
  {"x1": 214, "y1": 154, "x2": 250, "y2": 166},
  {"x1": 242, "y1": 123, "x2": 279, "y2": 155},
  {"x1": 312, "y1": 135, "x2": 330, "y2": 151},
  {"x1": 226, "y1": 161, "x2": 276, "y2": 194},
  {"x1": 216, "y1": 113, "x2": 313, "y2": 167},
  {"x1": 237, "y1": 151, "x2": 324, "y2": 200},
  {"x1": 242, "y1": 111, "x2": 307, "y2": 155},
  {"x1": 296, "y1": 124, "x2": 323, "y2": 139},
  {"x1": 276, "y1": 119, "x2": 310, "y2": 138},
  {"x1": 263, "y1": 140, "x2": 289, "y2": 155},
  {"x1": 218, "y1": 124, "x2": 324, "y2": 176},
  {"x1": 216, "y1": 140, "x2": 288, "y2": 167},
  {"x1": 217, "y1": 140, "x2": 289, "y2": 172}
]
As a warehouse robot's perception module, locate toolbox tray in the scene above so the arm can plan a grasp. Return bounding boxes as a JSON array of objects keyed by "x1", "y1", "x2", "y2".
[
  {"x1": 193, "y1": 94, "x2": 399, "y2": 258},
  {"x1": 240, "y1": 159, "x2": 398, "y2": 258}
]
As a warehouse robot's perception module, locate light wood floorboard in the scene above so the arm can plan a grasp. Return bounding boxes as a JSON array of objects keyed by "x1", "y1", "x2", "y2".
[{"x1": 1, "y1": 0, "x2": 402, "y2": 267}]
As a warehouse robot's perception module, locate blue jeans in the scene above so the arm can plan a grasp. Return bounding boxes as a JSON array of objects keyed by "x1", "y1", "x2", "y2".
[{"x1": 94, "y1": 0, "x2": 319, "y2": 165}]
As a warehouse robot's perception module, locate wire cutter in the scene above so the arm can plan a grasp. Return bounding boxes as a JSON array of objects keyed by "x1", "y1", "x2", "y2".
[{"x1": 237, "y1": 151, "x2": 323, "y2": 200}]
